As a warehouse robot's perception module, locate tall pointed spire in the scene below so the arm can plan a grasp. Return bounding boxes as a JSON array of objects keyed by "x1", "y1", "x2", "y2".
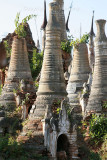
[
  {"x1": 66, "y1": 1, "x2": 73, "y2": 32},
  {"x1": 89, "y1": 11, "x2": 95, "y2": 37},
  {"x1": 66, "y1": 9, "x2": 71, "y2": 32},
  {"x1": 41, "y1": 0, "x2": 47, "y2": 30},
  {"x1": 88, "y1": 11, "x2": 95, "y2": 71}
]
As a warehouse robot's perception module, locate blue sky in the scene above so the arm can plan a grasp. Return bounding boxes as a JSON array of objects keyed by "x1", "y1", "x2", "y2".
[{"x1": 0, "y1": 0, "x2": 107, "y2": 46}]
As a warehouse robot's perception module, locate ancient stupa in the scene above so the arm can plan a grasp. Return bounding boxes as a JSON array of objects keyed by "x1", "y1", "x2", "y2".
[
  {"x1": 0, "y1": 37, "x2": 34, "y2": 107},
  {"x1": 53, "y1": 0, "x2": 67, "y2": 41},
  {"x1": 86, "y1": 19, "x2": 107, "y2": 114},
  {"x1": 30, "y1": 1, "x2": 67, "y2": 119},
  {"x1": 67, "y1": 43, "x2": 90, "y2": 104}
]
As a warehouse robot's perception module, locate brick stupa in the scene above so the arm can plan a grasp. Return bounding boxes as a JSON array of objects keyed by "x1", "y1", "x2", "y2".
[
  {"x1": 67, "y1": 43, "x2": 90, "y2": 104},
  {"x1": 0, "y1": 37, "x2": 34, "y2": 108},
  {"x1": 30, "y1": 2, "x2": 67, "y2": 119}
]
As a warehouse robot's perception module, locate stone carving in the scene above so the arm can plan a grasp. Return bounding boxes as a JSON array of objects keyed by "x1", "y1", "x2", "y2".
[
  {"x1": 80, "y1": 82, "x2": 90, "y2": 112},
  {"x1": 86, "y1": 19, "x2": 107, "y2": 114},
  {"x1": 42, "y1": 99, "x2": 79, "y2": 160},
  {"x1": 30, "y1": 2, "x2": 67, "y2": 119}
]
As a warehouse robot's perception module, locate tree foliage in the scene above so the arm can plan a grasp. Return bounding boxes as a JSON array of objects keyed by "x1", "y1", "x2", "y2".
[
  {"x1": 14, "y1": 12, "x2": 36, "y2": 38},
  {"x1": 30, "y1": 49, "x2": 43, "y2": 80}
]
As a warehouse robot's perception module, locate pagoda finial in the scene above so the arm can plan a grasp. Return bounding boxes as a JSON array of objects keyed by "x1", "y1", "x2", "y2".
[
  {"x1": 41, "y1": 0, "x2": 47, "y2": 30},
  {"x1": 89, "y1": 10, "x2": 95, "y2": 37},
  {"x1": 66, "y1": 1, "x2": 73, "y2": 32}
]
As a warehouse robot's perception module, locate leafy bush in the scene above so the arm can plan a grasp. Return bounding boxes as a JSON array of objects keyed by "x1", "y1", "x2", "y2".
[
  {"x1": 89, "y1": 114, "x2": 107, "y2": 144},
  {"x1": 30, "y1": 49, "x2": 43, "y2": 80},
  {"x1": 35, "y1": 80, "x2": 39, "y2": 90},
  {"x1": 0, "y1": 134, "x2": 23, "y2": 159},
  {"x1": 61, "y1": 36, "x2": 73, "y2": 53},
  {"x1": 70, "y1": 33, "x2": 89, "y2": 49},
  {"x1": 14, "y1": 12, "x2": 36, "y2": 38},
  {"x1": 102, "y1": 100, "x2": 107, "y2": 109},
  {"x1": 79, "y1": 145, "x2": 101, "y2": 160},
  {"x1": 4, "y1": 40, "x2": 11, "y2": 57}
]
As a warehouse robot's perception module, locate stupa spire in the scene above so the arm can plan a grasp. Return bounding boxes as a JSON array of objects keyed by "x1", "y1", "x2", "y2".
[
  {"x1": 89, "y1": 11, "x2": 95, "y2": 37},
  {"x1": 41, "y1": 0, "x2": 47, "y2": 30},
  {"x1": 66, "y1": 1, "x2": 73, "y2": 32}
]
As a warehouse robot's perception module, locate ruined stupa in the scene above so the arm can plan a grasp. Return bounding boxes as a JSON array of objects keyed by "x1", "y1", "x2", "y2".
[
  {"x1": 86, "y1": 19, "x2": 107, "y2": 114},
  {"x1": 53, "y1": 0, "x2": 67, "y2": 41},
  {"x1": 30, "y1": 1, "x2": 67, "y2": 119},
  {"x1": 0, "y1": 37, "x2": 34, "y2": 107},
  {"x1": 67, "y1": 43, "x2": 90, "y2": 104}
]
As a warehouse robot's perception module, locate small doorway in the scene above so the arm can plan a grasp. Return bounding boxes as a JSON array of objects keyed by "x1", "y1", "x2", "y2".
[{"x1": 57, "y1": 134, "x2": 69, "y2": 160}]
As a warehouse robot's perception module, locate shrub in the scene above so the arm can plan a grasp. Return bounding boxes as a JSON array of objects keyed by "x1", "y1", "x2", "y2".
[
  {"x1": 70, "y1": 33, "x2": 89, "y2": 49},
  {"x1": 4, "y1": 40, "x2": 11, "y2": 57},
  {"x1": 0, "y1": 134, "x2": 23, "y2": 159},
  {"x1": 61, "y1": 35, "x2": 73, "y2": 53},
  {"x1": 102, "y1": 100, "x2": 107, "y2": 109},
  {"x1": 89, "y1": 114, "x2": 107, "y2": 144},
  {"x1": 30, "y1": 49, "x2": 43, "y2": 80},
  {"x1": 14, "y1": 12, "x2": 36, "y2": 38}
]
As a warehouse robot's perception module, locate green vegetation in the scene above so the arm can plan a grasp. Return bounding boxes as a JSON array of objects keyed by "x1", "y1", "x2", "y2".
[
  {"x1": 61, "y1": 36, "x2": 73, "y2": 53},
  {"x1": 0, "y1": 134, "x2": 24, "y2": 160},
  {"x1": 80, "y1": 114, "x2": 107, "y2": 159},
  {"x1": 61, "y1": 33, "x2": 89, "y2": 53},
  {"x1": 79, "y1": 145, "x2": 101, "y2": 160},
  {"x1": 102, "y1": 100, "x2": 107, "y2": 109},
  {"x1": 14, "y1": 12, "x2": 36, "y2": 38},
  {"x1": 30, "y1": 49, "x2": 43, "y2": 80},
  {"x1": 0, "y1": 134, "x2": 49, "y2": 160},
  {"x1": 70, "y1": 33, "x2": 89, "y2": 48},
  {"x1": 89, "y1": 114, "x2": 107, "y2": 145},
  {"x1": 4, "y1": 40, "x2": 11, "y2": 57},
  {"x1": 35, "y1": 80, "x2": 39, "y2": 90}
]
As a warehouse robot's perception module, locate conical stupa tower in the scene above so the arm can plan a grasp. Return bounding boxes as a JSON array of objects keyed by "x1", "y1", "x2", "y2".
[
  {"x1": 53, "y1": 0, "x2": 67, "y2": 41},
  {"x1": 0, "y1": 37, "x2": 34, "y2": 107},
  {"x1": 30, "y1": 2, "x2": 67, "y2": 119},
  {"x1": 86, "y1": 19, "x2": 107, "y2": 114},
  {"x1": 67, "y1": 43, "x2": 90, "y2": 103}
]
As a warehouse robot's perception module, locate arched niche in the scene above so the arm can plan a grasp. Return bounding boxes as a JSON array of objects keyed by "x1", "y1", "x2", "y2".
[{"x1": 57, "y1": 134, "x2": 70, "y2": 160}]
